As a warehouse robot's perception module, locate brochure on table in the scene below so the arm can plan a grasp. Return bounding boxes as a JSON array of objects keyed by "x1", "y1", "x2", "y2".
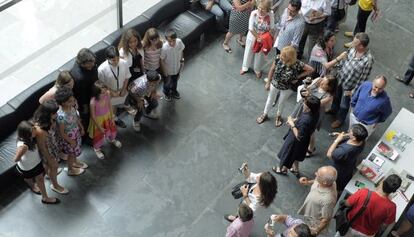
[{"x1": 344, "y1": 108, "x2": 414, "y2": 220}]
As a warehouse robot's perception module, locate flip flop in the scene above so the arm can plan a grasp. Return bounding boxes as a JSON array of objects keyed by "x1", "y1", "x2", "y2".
[
  {"x1": 272, "y1": 166, "x2": 287, "y2": 175},
  {"x1": 289, "y1": 168, "x2": 300, "y2": 175}
]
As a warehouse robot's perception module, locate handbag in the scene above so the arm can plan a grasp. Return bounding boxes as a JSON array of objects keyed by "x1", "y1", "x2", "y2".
[
  {"x1": 231, "y1": 182, "x2": 254, "y2": 199},
  {"x1": 335, "y1": 190, "x2": 371, "y2": 235}
]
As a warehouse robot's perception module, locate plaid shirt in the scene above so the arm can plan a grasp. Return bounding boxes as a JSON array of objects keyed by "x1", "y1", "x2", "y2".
[{"x1": 338, "y1": 48, "x2": 374, "y2": 91}]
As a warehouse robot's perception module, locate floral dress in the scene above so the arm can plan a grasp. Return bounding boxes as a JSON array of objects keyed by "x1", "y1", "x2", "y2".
[{"x1": 56, "y1": 107, "x2": 82, "y2": 156}]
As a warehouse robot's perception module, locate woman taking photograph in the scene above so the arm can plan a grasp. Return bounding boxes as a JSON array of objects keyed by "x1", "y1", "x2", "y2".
[
  {"x1": 240, "y1": 0, "x2": 274, "y2": 79},
  {"x1": 293, "y1": 75, "x2": 337, "y2": 157},
  {"x1": 225, "y1": 162, "x2": 278, "y2": 221},
  {"x1": 273, "y1": 95, "x2": 320, "y2": 175},
  {"x1": 256, "y1": 46, "x2": 313, "y2": 127},
  {"x1": 308, "y1": 31, "x2": 347, "y2": 78}
]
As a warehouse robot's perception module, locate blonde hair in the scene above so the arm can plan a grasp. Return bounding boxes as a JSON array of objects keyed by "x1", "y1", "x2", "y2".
[
  {"x1": 257, "y1": 0, "x2": 271, "y2": 12},
  {"x1": 142, "y1": 28, "x2": 162, "y2": 49},
  {"x1": 280, "y1": 46, "x2": 297, "y2": 66}
]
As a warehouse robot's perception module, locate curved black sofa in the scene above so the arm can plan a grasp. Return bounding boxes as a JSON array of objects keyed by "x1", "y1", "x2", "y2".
[{"x1": 0, "y1": 0, "x2": 214, "y2": 176}]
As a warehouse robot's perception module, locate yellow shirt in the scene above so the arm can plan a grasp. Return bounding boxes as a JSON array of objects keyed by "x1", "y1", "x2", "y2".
[{"x1": 359, "y1": 0, "x2": 375, "y2": 11}]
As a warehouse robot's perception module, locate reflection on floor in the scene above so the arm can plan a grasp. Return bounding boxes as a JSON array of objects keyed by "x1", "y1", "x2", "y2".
[{"x1": 1, "y1": 0, "x2": 414, "y2": 236}]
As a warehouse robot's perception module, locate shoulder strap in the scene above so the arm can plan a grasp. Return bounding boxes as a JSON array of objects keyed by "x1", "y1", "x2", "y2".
[{"x1": 349, "y1": 190, "x2": 371, "y2": 224}]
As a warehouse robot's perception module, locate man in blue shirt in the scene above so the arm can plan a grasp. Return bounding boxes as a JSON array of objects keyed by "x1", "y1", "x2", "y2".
[{"x1": 349, "y1": 75, "x2": 392, "y2": 138}]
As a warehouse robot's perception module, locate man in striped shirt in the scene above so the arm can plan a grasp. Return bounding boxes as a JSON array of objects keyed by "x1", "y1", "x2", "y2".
[
  {"x1": 330, "y1": 32, "x2": 374, "y2": 129},
  {"x1": 273, "y1": 0, "x2": 305, "y2": 55}
]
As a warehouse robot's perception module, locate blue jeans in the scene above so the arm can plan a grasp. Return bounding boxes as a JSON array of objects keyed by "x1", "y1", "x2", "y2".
[
  {"x1": 331, "y1": 83, "x2": 351, "y2": 123},
  {"x1": 163, "y1": 74, "x2": 179, "y2": 96},
  {"x1": 200, "y1": 0, "x2": 232, "y2": 23}
]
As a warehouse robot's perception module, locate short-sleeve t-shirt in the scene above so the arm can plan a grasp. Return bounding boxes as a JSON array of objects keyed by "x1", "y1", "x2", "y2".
[
  {"x1": 160, "y1": 39, "x2": 185, "y2": 76},
  {"x1": 331, "y1": 140, "x2": 364, "y2": 190},
  {"x1": 272, "y1": 55, "x2": 305, "y2": 90},
  {"x1": 348, "y1": 188, "x2": 396, "y2": 235}
]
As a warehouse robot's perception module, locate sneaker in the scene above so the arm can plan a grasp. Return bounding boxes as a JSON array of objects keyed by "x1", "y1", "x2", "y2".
[
  {"x1": 94, "y1": 149, "x2": 105, "y2": 159},
  {"x1": 144, "y1": 110, "x2": 160, "y2": 119},
  {"x1": 111, "y1": 139, "x2": 122, "y2": 148},
  {"x1": 115, "y1": 118, "x2": 127, "y2": 128},
  {"x1": 344, "y1": 31, "x2": 354, "y2": 37},
  {"x1": 164, "y1": 94, "x2": 172, "y2": 102},
  {"x1": 125, "y1": 106, "x2": 137, "y2": 115},
  {"x1": 132, "y1": 120, "x2": 141, "y2": 132},
  {"x1": 344, "y1": 42, "x2": 353, "y2": 48},
  {"x1": 172, "y1": 91, "x2": 181, "y2": 99}
]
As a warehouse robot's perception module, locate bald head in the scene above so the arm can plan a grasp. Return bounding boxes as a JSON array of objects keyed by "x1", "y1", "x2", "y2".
[
  {"x1": 316, "y1": 166, "x2": 337, "y2": 186},
  {"x1": 372, "y1": 75, "x2": 387, "y2": 96}
]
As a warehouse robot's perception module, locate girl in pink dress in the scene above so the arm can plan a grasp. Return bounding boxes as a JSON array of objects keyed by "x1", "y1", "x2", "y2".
[{"x1": 88, "y1": 82, "x2": 122, "y2": 159}]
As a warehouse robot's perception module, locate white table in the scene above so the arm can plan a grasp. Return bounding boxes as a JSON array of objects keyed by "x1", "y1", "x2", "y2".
[{"x1": 337, "y1": 108, "x2": 414, "y2": 237}]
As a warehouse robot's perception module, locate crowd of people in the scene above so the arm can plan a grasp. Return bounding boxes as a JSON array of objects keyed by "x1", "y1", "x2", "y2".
[
  {"x1": 200, "y1": 0, "x2": 412, "y2": 236},
  {"x1": 11, "y1": 0, "x2": 414, "y2": 236}
]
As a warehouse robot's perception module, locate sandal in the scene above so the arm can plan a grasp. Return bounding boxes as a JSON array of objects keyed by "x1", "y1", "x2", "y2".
[
  {"x1": 255, "y1": 71, "x2": 262, "y2": 79},
  {"x1": 256, "y1": 114, "x2": 268, "y2": 124},
  {"x1": 236, "y1": 38, "x2": 246, "y2": 47},
  {"x1": 42, "y1": 198, "x2": 60, "y2": 205},
  {"x1": 67, "y1": 167, "x2": 85, "y2": 176},
  {"x1": 289, "y1": 168, "x2": 300, "y2": 175},
  {"x1": 306, "y1": 148, "x2": 316, "y2": 158},
  {"x1": 272, "y1": 166, "x2": 287, "y2": 175},
  {"x1": 275, "y1": 116, "x2": 283, "y2": 127},
  {"x1": 240, "y1": 69, "x2": 247, "y2": 75},
  {"x1": 222, "y1": 43, "x2": 232, "y2": 53},
  {"x1": 30, "y1": 187, "x2": 41, "y2": 195},
  {"x1": 409, "y1": 93, "x2": 414, "y2": 98}
]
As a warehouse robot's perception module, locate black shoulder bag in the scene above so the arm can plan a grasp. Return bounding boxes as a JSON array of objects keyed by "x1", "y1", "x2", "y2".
[
  {"x1": 335, "y1": 190, "x2": 371, "y2": 235},
  {"x1": 231, "y1": 182, "x2": 254, "y2": 199}
]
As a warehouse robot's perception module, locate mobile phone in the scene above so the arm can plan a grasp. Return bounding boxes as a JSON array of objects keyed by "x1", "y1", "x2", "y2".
[{"x1": 355, "y1": 180, "x2": 365, "y2": 188}]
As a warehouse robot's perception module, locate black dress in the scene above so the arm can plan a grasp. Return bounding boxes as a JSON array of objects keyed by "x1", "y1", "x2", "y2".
[{"x1": 277, "y1": 112, "x2": 319, "y2": 169}]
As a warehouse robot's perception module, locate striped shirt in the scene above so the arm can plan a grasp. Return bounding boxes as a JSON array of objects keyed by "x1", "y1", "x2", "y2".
[
  {"x1": 275, "y1": 8, "x2": 305, "y2": 50},
  {"x1": 144, "y1": 47, "x2": 161, "y2": 71},
  {"x1": 338, "y1": 48, "x2": 374, "y2": 92}
]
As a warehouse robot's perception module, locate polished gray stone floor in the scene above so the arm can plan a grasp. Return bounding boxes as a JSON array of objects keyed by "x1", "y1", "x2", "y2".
[{"x1": 1, "y1": 1, "x2": 414, "y2": 236}]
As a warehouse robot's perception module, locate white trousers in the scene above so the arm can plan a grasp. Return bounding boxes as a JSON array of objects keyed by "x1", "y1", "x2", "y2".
[
  {"x1": 334, "y1": 228, "x2": 375, "y2": 237},
  {"x1": 349, "y1": 113, "x2": 376, "y2": 138},
  {"x1": 242, "y1": 33, "x2": 265, "y2": 73},
  {"x1": 263, "y1": 84, "x2": 292, "y2": 117}
]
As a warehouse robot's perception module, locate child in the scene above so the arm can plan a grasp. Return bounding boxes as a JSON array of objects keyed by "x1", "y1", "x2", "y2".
[
  {"x1": 88, "y1": 82, "x2": 122, "y2": 159},
  {"x1": 55, "y1": 87, "x2": 87, "y2": 176},
  {"x1": 14, "y1": 121, "x2": 60, "y2": 204},
  {"x1": 33, "y1": 100, "x2": 68, "y2": 194},
  {"x1": 119, "y1": 28, "x2": 145, "y2": 82},
  {"x1": 225, "y1": 203, "x2": 254, "y2": 237},
  {"x1": 98, "y1": 46, "x2": 131, "y2": 128},
  {"x1": 142, "y1": 28, "x2": 163, "y2": 74},
  {"x1": 160, "y1": 29, "x2": 185, "y2": 101},
  {"x1": 128, "y1": 70, "x2": 161, "y2": 132}
]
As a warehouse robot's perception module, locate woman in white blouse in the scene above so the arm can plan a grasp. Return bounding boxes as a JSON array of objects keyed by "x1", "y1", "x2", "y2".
[{"x1": 225, "y1": 162, "x2": 278, "y2": 221}]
